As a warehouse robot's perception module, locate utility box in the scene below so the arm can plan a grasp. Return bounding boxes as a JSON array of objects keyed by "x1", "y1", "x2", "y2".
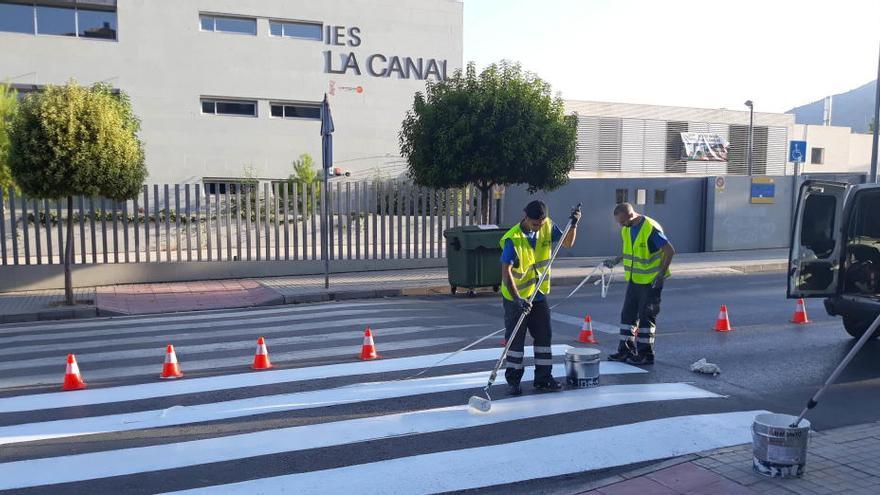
[{"x1": 443, "y1": 225, "x2": 508, "y2": 297}]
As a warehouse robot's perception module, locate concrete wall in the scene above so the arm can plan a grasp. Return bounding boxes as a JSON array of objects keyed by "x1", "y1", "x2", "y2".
[
  {"x1": 0, "y1": 0, "x2": 463, "y2": 183},
  {"x1": 501, "y1": 178, "x2": 706, "y2": 258},
  {"x1": 704, "y1": 176, "x2": 795, "y2": 252}
]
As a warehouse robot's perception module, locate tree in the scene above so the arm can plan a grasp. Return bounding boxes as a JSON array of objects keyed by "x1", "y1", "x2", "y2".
[
  {"x1": 400, "y1": 61, "x2": 577, "y2": 222},
  {"x1": 0, "y1": 82, "x2": 18, "y2": 191},
  {"x1": 290, "y1": 153, "x2": 318, "y2": 183},
  {"x1": 8, "y1": 81, "x2": 146, "y2": 305}
]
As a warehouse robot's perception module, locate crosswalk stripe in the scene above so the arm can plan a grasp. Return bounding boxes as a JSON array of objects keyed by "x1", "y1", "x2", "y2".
[
  {"x1": 552, "y1": 313, "x2": 620, "y2": 334},
  {"x1": 0, "y1": 362, "x2": 645, "y2": 446},
  {"x1": 0, "y1": 308, "x2": 418, "y2": 345},
  {"x1": 161, "y1": 410, "x2": 768, "y2": 495},
  {"x1": 0, "y1": 336, "x2": 466, "y2": 388},
  {"x1": 0, "y1": 345, "x2": 580, "y2": 413},
  {"x1": 0, "y1": 383, "x2": 721, "y2": 490},
  {"x1": 0, "y1": 299, "x2": 410, "y2": 335},
  {"x1": 0, "y1": 324, "x2": 481, "y2": 372},
  {"x1": 0, "y1": 315, "x2": 424, "y2": 357}
]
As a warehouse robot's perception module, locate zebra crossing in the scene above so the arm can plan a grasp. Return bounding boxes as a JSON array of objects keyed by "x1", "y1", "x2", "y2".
[{"x1": 0, "y1": 299, "x2": 765, "y2": 494}]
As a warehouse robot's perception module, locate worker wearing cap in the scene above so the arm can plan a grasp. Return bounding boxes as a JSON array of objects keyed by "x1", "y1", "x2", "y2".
[
  {"x1": 500, "y1": 200, "x2": 580, "y2": 395},
  {"x1": 603, "y1": 202, "x2": 675, "y2": 365}
]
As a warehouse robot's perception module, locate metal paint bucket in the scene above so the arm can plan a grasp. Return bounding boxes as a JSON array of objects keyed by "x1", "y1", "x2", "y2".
[
  {"x1": 564, "y1": 347, "x2": 601, "y2": 388},
  {"x1": 752, "y1": 413, "x2": 811, "y2": 478}
]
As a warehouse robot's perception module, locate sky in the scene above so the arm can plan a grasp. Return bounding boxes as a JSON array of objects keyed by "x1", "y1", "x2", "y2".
[{"x1": 463, "y1": 0, "x2": 880, "y2": 112}]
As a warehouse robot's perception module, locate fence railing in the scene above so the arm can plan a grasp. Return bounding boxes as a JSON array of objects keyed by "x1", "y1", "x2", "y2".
[{"x1": 0, "y1": 181, "x2": 503, "y2": 266}]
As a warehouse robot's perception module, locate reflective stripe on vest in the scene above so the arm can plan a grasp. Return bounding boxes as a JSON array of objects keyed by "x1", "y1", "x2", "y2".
[
  {"x1": 621, "y1": 216, "x2": 670, "y2": 284},
  {"x1": 500, "y1": 221, "x2": 552, "y2": 301}
]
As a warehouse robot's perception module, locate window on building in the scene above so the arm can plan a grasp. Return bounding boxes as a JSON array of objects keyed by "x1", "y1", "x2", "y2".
[
  {"x1": 636, "y1": 188, "x2": 647, "y2": 205},
  {"x1": 36, "y1": 5, "x2": 76, "y2": 36},
  {"x1": 811, "y1": 147, "x2": 825, "y2": 165},
  {"x1": 615, "y1": 189, "x2": 628, "y2": 205},
  {"x1": 269, "y1": 20, "x2": 322, "y2": 40},
  {"x1": 654, "y1": 189, "x2": 667, "y2": 205},
  {"x1": 2, "y1": 2, "x2": 118, "y2": 40},
  {"x1": 201, "y1": 99, "x2": 257, "y2": 117},
  {"x1": 203, "y1": 181, "x2": 255, "y2": 195},
  {"x1": 78, "y1": 8, "x2": 117, "y2": 40},
  {"x1": 270, "y1": 102, "x2": 321, "y2": 120},
  {"x1": 199, "y1": 14, "x2": 256, "y2": 35},
  {"x1": 0, "y1": 2, "x2": 34, "y2": 34}
]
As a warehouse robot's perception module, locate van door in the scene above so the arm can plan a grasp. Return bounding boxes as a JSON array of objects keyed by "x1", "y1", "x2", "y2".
[{"x1": 788, "y1": 180, "x2": 849, "y2": 298}]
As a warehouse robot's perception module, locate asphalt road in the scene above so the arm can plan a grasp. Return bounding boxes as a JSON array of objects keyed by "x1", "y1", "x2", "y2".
[{"x1": 0, "y1": 271, "x2": 877, "y2": 494}]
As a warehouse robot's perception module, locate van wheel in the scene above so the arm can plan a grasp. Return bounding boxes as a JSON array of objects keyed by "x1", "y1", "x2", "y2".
[{"x1": 843, "y1": 315, "x2": 880, "y2": 339}]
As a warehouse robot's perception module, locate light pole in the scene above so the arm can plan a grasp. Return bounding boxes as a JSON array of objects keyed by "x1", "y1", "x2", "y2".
[
  {"x1": 744, "y1": 100, "x2": 754, "y2": 176},
  {"x1": 870, "y1": 41, "x2": 879, "y2": 183}
]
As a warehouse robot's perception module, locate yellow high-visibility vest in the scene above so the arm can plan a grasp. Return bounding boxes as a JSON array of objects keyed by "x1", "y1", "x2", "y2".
[
  {"x1": 499, "y1": 221, "x2": 552, "y2": 301},
  {"x1": 621, "y1": 216, "x2": 670, "y2": 284}
]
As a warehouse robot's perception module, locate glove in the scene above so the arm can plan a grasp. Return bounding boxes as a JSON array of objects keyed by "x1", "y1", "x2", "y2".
[
  {"x1": 603, "y1": 257, "x2": 621, "y2": 269},
  {"x1": 516, "y1": 297, "x2": 532, "y2": 314},
  {"x1": 569, "y1": 208, "x2": 582, "y2": 227},
  {"x1": 651, "y1": 276, "x2": 665, "y2": 289}
]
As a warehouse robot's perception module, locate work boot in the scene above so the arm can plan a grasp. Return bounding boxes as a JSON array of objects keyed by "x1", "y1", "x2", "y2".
[
  {"x1": 507, "y1": 382, "x2": 523, "y2": 396},
  {"x1": 627, "y1": 353, "x2": 654, "y2": 366},
  {"x1": 533, "y1": 377, "x2": 563, "y2": 392},
  {"x1": 608, "y1": 350, "x2": 635, "y2": 362}
]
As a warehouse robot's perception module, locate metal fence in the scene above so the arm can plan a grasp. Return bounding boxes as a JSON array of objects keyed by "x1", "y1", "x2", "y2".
[{"x1": 0, "y1": 181, "x2": 502, "y2": 266}]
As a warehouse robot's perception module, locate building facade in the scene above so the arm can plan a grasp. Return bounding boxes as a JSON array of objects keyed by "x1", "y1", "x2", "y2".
[{"x1": 0, "y1": 0, "x2": 464, "y2": 184}]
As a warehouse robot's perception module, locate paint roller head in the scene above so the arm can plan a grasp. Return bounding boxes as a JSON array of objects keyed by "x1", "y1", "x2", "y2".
[{"x1": 468, "y1": 395, "x2": 492, "y2": 412}]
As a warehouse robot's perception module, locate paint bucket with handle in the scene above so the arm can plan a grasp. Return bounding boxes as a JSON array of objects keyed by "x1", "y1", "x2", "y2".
[{"x1": 752, "y1": 313, "x2": 880, "y2": 478}]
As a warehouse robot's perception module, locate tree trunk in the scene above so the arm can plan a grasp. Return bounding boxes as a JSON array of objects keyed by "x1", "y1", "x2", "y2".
[{"x1": 64, "y1": 195, "x2": 74, "y2": 305}]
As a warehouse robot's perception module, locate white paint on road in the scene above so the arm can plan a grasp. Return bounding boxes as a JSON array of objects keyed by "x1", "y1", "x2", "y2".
[
  {"x1": 0, "y1": 345, "x2": 597, "y2": 412},
  {"x1": 0, "y1": 383, "x2": 721, "y2": 489},
  {"x1": 0, "y1": 361, "x2": 644, "y2": 446},
  {"x1": 161, "y1": 410, "x2": 768, "y2": 495}
]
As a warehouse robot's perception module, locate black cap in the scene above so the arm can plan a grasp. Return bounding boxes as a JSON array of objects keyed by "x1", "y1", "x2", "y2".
[{"x1": 524, "y1": 200, "x2": 548, "y2": 220}]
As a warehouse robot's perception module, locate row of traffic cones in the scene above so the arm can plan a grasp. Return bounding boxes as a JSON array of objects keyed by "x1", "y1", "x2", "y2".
[{"x1": 62, "y1": 328, "x2": 382, "y2": 391}]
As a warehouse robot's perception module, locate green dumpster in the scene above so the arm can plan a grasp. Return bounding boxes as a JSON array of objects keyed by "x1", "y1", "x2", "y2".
[{"x1": 443, "y1": 225, "x2": 509, "y2": 297}]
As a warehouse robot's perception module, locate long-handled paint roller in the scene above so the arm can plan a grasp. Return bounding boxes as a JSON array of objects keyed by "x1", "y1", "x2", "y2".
[
  {"x1": 790, "y1": 312, "x2": 880, "y2": 427},
  {"x1": 468, "y1": 203, "x2": 582, "y2": 413}
]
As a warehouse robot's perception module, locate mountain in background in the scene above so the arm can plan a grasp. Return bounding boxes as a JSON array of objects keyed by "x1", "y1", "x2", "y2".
[{"x1": 787, "y1": 79, "x2": 876, "y2": 133}]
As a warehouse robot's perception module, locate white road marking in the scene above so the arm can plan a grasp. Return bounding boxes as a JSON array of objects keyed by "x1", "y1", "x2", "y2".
[
  {"x1": 161, "y1": 410, "x2": 768, "y2": 495},
  {"x1": 0, "y1": 383, "x2": 721, "y2": 489},
  {"x1": 0, "y1": 345, "x2": 591, "y2": 413},
  {"x1": 0, "y1": 361, "x2": 644, "y2": 445}
]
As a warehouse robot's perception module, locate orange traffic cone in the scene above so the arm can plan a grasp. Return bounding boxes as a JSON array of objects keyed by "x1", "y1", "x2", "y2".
[
  {"x1": 61, "y1": 354, "x2": 87, "y2": 391},
  {"x1": 160, "y1": 344, "x2": 184, "y2": 379},
  {"x1": 577, "y1": 315, "x2": 599, "y2": 344},
  {"x1": 252, "y1": 337, "x2": 274, "y2": 370},
  {"x1": 360, "y1": 327, "x2": 380, "y2": 360},
  {"x1": 791, "y1": 299, "x2": 810, "y2": 324},
  {"x1": 714, "y1": 305, "x2": 733, "y2": 332}
]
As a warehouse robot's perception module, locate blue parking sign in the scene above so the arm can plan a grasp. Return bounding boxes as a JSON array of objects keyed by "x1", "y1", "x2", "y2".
[{"x1": 789, "y1": 141, "x2": 807, "y2": 163}]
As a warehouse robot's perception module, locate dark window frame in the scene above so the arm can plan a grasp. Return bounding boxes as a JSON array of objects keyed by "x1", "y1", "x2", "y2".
[
  {"x1": 269, "y1": 102, "x2": 322, "y2": 121},
  {"x1": 654, "y1": 189, "x2": 667, "y2": 205},
  {"x1": 1, "y1": 1, "x2": 118, "y2": 40},
  {"x1": 200, "y1": 98, "x2": 258, "y2": 117},
  {"x1": 615, "y1": 189, "x2": 629, "y2": 205},
  {"x1": 811, "y1": 147, "x2": 825, "y2": 165},
  {"x1": 268, "y1": 19, "x2": 322, "y2": 41}
]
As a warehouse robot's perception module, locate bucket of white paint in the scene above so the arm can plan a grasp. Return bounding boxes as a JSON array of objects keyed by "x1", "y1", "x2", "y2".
[
  {"x1": 564, "y1": 347, "x2": 601, "y2": 388},
  {"x1": 752, "y1": 413, "x2": 811, "y2": 478}
]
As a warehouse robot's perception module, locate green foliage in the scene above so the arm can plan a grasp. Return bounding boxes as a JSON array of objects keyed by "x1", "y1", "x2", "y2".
[
  {"x1": 870, "y1": 118, "x2": 877, "y2": 134},
  {"x1": 7, "y1": 81, "x2": 147, "y2": 201},
  {"x1": 0, "y1": 82, "x2": 18, "y2": 191},
  {"x1": 290, "y1": 153, "x2": 317, "y2": 183},
  {"x1": 399, "y1": 61, "x2": 577, "y2": 195}
]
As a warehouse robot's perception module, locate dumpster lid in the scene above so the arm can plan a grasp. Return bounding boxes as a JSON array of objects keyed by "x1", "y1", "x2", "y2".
[{"x1": 460, "y1": 224, "x2": 502, "y2": 231}]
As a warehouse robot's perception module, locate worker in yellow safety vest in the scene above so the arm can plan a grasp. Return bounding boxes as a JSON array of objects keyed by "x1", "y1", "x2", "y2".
[
  {"x1": 603, "y1": 202, "x2": 675, "y2": 366},
  {"x1": 499, "y1": 200, "x2": 580, "y2": 396}
]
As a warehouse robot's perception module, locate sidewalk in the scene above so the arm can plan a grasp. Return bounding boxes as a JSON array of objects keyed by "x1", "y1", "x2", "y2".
[
  {"x1": 577, "y1": 421, "x2": 880, "y2": 495},
  {"x1": 0, "y1": 248, "x2": 788, "y2": 323}
]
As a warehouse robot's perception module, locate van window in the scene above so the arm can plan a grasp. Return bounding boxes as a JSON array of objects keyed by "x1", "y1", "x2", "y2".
[{"x1": 800, "y1": 194, "x2": 836, "y2": 259}]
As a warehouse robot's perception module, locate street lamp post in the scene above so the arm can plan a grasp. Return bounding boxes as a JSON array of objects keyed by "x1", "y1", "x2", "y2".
[
  {"x1": 744, "y1": 100, "x2": 754, "y2": 176},
  {"x1": 870, "y1": 41, "x2": 880, "y2": 183}
]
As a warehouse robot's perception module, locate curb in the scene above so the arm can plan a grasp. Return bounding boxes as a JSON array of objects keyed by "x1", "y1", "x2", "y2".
[{"x1": 0, "y1": 261, "x2": 787, "y2": 323}]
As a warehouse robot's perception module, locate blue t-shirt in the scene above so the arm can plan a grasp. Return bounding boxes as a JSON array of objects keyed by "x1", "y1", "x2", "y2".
[
  {"x1": 500, "y1": 223, "x2": 565, "y2": 302},
  {"x1": 629, "y1": 217, "x2": 668, "y2": 253}
]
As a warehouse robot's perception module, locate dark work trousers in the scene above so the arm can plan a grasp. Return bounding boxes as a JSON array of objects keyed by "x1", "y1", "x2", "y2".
[
  {"x1": 503, "y1": 298, "x2": 553, "y2": 385},
  {"x1": 618, "y1": 282, "x2": 663, "y2": 356}
]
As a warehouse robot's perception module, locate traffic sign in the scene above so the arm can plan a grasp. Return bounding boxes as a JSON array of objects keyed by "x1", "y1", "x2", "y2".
[{"x1": 789, "y1": 141, "x2": 807, "y2": 163}]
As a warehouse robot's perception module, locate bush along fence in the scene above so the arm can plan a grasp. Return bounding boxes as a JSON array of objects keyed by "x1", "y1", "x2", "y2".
[{"x1": 0, "y1": 181, "x2": 503, "y2": 266}]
